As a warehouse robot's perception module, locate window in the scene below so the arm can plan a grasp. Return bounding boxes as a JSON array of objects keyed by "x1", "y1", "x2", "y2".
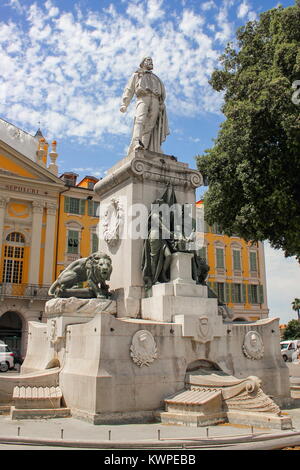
[
  {"x1": 64, "y1": 197, "x2": 85, "y2": 215},
  {"x1": 216, "y1": 247, "x2": 225, "y2": 269},
  {"x1": 92, "y1": 232, "x2": 98, "y2": 253},
  {"x1": 67, "y1": 230, "x2": 79, "y2": 254},
  {"x1": 249, "y1": 251, "x2": 258, "y2": 272},
  {"x1": 232, "y1": 283, "x2": 242, "y2": 303},
  {"x1": 232, "y1": 249, "x2": 241, "y2": 271},
  {"x1": 2, "y1": 232, "x2": 25, "y2": 284},
  {"x1": 248, "y1": 284, "x2": 264, "y2": 304},
  {"x1": 6, "y1": 233, "x2": 25, "y2": 243},
  {"x1": 88, "y1": 200, "x2": 100, "y2": 217}
]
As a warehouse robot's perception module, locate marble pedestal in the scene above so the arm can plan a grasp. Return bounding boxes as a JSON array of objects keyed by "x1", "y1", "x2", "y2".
[{"x1": 94, "y1": 149, "x2": 202, "y2": 318}]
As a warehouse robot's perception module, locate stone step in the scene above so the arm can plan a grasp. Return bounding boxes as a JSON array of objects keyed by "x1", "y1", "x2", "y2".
[
  {"x1": 165, "y1": 389, "x2": 222, "y2": 407},
  {"x1": 162, "y1": 388, "x2": 225, "y2": 426},
  {"x1": 13, "y1": 386, "x2": 62, "y2": 410},
  {"x1": 10, "y1": 406, "x2": 71, "y2": 420}
]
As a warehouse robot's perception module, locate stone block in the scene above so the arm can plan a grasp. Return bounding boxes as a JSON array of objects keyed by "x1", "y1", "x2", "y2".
[
  {"x1": 170, "y1": 252, "x2": 195, "y2": 284},
  {"x1": 151, "y1": 283, "x2": 174, "y2": 297},
  {"x1": 141, "y1": 296, "x2": 173, "y2": 322},
  {"x1": 173, "y1": 283, "x2": 207, "y2": 298}
]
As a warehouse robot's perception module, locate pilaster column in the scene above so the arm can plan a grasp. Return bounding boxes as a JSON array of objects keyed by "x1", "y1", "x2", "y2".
[
  {"x1": 28, "y1": 200, "x2": 44, "y2": 285},
  {"x1": 42, "y1": 202, "x2": 57, "y2": 285},
  {"x1": 0, "y1": 196, "x2": 9, "y2": 256}
]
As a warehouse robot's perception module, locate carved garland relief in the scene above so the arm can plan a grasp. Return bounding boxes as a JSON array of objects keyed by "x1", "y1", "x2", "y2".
[{"x1": 130, "y1": 330, "x2": 158, "y2": 367}]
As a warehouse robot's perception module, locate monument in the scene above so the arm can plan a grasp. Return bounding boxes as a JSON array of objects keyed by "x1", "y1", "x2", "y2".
[{"x1": 0, "y1": 58, "x2": 293, "y2": 429}]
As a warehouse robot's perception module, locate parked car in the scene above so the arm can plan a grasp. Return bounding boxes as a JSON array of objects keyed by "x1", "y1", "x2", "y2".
[
  {"x1": 280, "y1": 340, "x2": 300, "y2": 362},
  {"x1": 0, "y1": 343, "x2": 15, "y2": 372}
]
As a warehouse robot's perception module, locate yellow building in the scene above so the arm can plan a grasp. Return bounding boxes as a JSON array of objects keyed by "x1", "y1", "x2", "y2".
[
  {"x1": 197, "y1": 200, "x2": 269, "y2": 321},
  {"x1": 0, "y1": 118, "x2": 100, "y2": 358}
]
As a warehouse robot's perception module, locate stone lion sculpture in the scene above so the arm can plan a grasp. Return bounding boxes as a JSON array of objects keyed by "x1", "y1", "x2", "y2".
[{"x1": 48, "y1": 252, "x2": 112, "y2": 299}]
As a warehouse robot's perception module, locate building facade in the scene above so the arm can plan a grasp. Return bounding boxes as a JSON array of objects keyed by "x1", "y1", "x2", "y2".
[
  {"x1": 0, "y1": 118, "x2": 100, "y2": 358},
  {"x1": 197, "y1": 201, "x2": 269, "y2": 321}
]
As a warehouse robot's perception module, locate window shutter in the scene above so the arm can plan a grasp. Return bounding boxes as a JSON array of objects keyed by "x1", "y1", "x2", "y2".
[
  {"x1": 64, "y1": 196, "x2": 70, "y2": 213},
  {"x1": 92, "y1": 233, "x2": 98, "y2": 253},
  {"x1": 225, "y1": 283, "x2": 231, "y2": 303},
  {"x1": 259, "y1": 285, "x2": 264, "y2": 304},
  {"x1": 233, "y1": 250, "x2": 241, "y2": 270},
  {"x1": 80, "y1": 199, "x2": 86, "y2": 215},
  {"x1": 232, "y1": 284, "x2": 237, "y2": 303},
  {"x1": 88, "y1": 200, "x2": 93, "y2": 216},
  {"x1": 94, "y1": 202, "x2": 100, "y2": 217},
  {"x1": 216, "y1": 248, "x2": 224, "y2": 268},
  {"x1": 247, "y1": 284, "x2": 253, "y2": 304},
  {"x1": 241, "y1": 284, "x2": 246, "y2": 303},
  {"x1": 250, "y1": 251, "x2": 257, "y2": 271}
]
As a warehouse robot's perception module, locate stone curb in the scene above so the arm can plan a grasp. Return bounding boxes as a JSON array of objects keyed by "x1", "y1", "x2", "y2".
[{"x1": 1, "y1": 431, "x2": 300, "y2": 450}]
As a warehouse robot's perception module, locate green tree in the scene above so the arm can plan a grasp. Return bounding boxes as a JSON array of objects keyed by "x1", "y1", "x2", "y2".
[
  {"x1": 197, "y1": 2, "x2": 300, "y2": 258},
  {"x1": 292, "y1": 297, "x2": 300, "y2": 320},
  {"x1": 283, "y1": 319, "x2": 300, "y2": 340}
]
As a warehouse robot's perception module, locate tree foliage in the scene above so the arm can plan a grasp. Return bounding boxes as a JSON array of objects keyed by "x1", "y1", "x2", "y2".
[
  {"x1": 197, "y1": 2, "x2": 300, "y2": 258},
  {"x1": 292, "y1": 297, "x2": 300, "y2": 320},
  {"x1": 283, "y1": 319, "x2": 300, "y2": 340}
]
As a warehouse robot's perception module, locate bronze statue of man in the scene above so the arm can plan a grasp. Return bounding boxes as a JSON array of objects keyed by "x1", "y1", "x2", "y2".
[{"x1": 120, "y1": 57, "x2": 169, "y2": 154}]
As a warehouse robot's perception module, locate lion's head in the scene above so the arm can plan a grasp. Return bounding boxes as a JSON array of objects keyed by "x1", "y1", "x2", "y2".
[{"x1": 86, "y1": 252, "x2": 112, "y2": 284}]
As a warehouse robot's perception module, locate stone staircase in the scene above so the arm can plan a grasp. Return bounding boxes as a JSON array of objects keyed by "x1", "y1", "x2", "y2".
[
  {"x1": 161, "y1": 388, "x2": 226, "y2": 426},
  {"x1": 160, "y1": 369, "x2": 293, "y2": 430},
  {"x1": 10, "y1": 386, "x2": 71, "y2": 420}
]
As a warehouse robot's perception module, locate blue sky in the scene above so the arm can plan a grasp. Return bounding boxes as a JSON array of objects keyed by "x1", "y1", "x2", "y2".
[{"x1": 0, "y1": 0, "x2": 299, "y2": 323}]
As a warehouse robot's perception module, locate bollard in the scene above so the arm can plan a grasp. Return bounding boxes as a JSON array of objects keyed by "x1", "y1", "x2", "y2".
[
  {"x1": 158, "y1": 429, "x2": 161, "y2": 441},
  {"x1": 206, "y1": 427, "x2": 209, "y2": 438},
  {"x1": 61, "y1": 429, "x2": 64, "y2": 439},
  {"x1": 108, "y1": 430, "x2": 111, "y2": 441},
  {"x1": 251, "y1": 426, "x2": 254, "y2": 435},
  {"x1": 17, "y1": 426, "x2": 20, "y2": 437}
]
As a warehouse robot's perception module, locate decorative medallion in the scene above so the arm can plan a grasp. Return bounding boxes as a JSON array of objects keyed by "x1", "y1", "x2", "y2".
[
  {"x1": 103, "y1": 198, "x2": 123, "y2": 247},
  {"x1": 242, "y1": 330, "x2": 264, "y2": 360},
  {"x1": 130, "y1": 330, "x2": 158, "y2": 367},
  {"x1": 196, "y1": 316, "x2": 213, "y2": 343}
]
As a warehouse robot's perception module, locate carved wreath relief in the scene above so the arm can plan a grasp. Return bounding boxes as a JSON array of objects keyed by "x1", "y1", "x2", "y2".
[
  {"x1": 242, "y1": 330, "x2": 264, "y2": 360},
  {"x1": 130, "y1": 330, "x2": 158, "y2": 367},
  {"x1": 103, "y1": 198, "x2": 123, "y2": 247}
]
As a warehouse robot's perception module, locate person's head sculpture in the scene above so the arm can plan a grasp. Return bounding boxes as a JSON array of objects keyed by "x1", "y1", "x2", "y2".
[{"x1": 140, "y1": 56, "x2": 153, "y2": 71}]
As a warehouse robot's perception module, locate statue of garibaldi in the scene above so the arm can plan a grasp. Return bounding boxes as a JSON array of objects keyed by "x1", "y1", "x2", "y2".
[{"x1": 120, "y1": 57, "x2": 170, "y2": 154}]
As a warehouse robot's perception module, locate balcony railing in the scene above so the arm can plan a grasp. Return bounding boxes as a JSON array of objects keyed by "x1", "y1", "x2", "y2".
[{"x1": 0, "y1": 283, "x2": 51, "y2": 300}]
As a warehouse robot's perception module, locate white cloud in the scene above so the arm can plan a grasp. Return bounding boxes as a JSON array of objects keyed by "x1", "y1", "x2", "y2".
[
  {"x1": 214, "y1": 0, "x2": 234, "y2": 44},
  {"x1": 201, "y1": 1, "x2": 217, "y2": 11},
  {"x1": 5, "y1": 0, "x2": 25, "y2": 14},
  {"x1": 237, "y1": 1, "x2": 250, "y2": 18},
  {"x1": 264, "y1": 242, "x2": 300, "y2": 324},
  {"x1": 0, "y1": 0, "x2": 248, "y2": 144},
  {"x1": 237, "y1": 1, "x2": 258, "y2": 21}
]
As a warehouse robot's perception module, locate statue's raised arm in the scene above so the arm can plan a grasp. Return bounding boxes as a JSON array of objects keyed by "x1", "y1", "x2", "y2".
[{"x1": 120, "y1": 57, "x2": 170, "y2": 155}]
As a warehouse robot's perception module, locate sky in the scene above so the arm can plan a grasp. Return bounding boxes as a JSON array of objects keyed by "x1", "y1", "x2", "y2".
[{"x1": 0, "y1": 0, "x2": 299, "y2": 323}]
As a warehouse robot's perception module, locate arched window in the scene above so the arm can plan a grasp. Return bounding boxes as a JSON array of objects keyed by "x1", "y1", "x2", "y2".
[
  {"x1": 6, "y1": 233, "x2": 25, "y2": 244},
  {"x1": 2, "y1": 232, "x2": 25, "y2": 284}
]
